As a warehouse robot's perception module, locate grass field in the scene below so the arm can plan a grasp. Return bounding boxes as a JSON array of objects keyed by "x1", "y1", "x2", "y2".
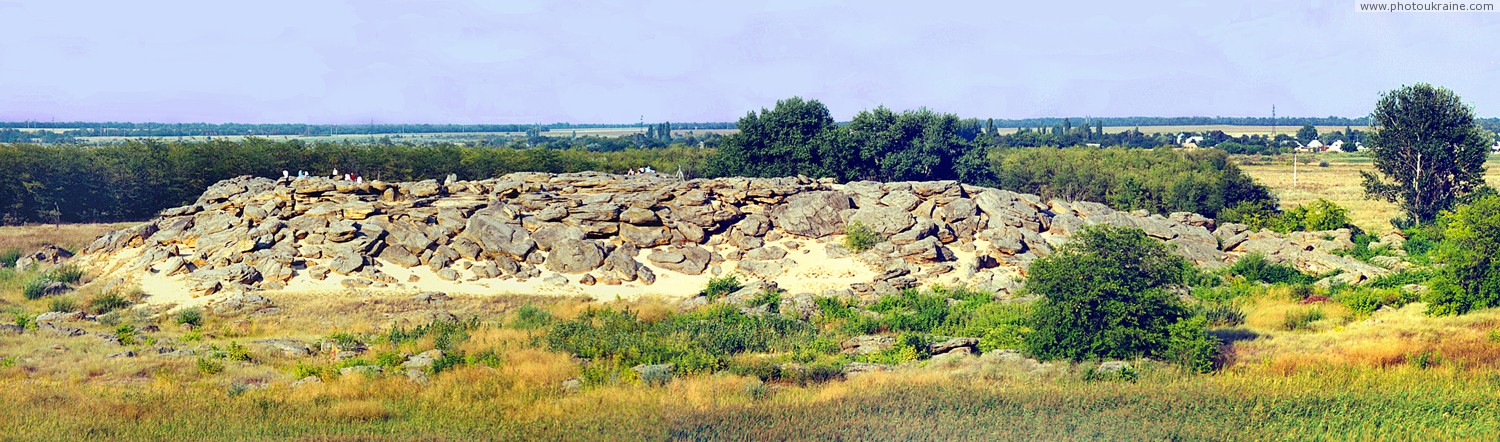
[
  {"x1": 0, "y1": 283, "x2": 1497, "y2": 441},
  {"x1": 1238, "y1": 152, "x2": 1500, "y2": 233}
]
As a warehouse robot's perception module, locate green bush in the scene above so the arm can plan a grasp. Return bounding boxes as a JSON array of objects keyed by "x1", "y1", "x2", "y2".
[
  {"x1": 1335, "y1": 233, "x2": 1391, "y2": 263},
  {"x1": 384, "y1": 316, "x2": 480, "y2": 352},
  {"x1": 46, "y1": 264, "x2": 83, "y2": 284},
  {"x1": 1367, "y1": 268, "x2": 1434, "y2": 289},
  {"x1": 1409, "y1": 350, "x2": 1441, "y2": 369},
  {"x1": 88, "y1": 292, "x2": 131, "y2": 315},
  {"x1": 748, "y1": 290, "x2": 781, "y2": 312},
  {"x1": 991, "y1": 147, "x2": 1276, "y2": 219},
  {"x1": 1424, "y1": 194, "x2": 1500, "y2": 315},
  {"x1": 702, "y1": 275, "x2": 742, "y2": 300},
  {"x1": 1294, "y1": 199, "x2": 1351, "y2": 232},
  {"x1": 867, "y1": 288, "x2": 950, "y2": 333},
  {"x1": 197, "y1": 358, "x2": 224, "y2": 375},
  {"x1": 114, "y1": 324, "x2": 138, "y2": 346},
  {"x1": 860, "y1": 333, "x2": 928, "y2": 365},
  {"x1": 1228, "y1": 253, "x2": 1316, "y2": 285},
  {"x1": 545, "y1": 305, "x2": 817, "y2": 376},
  {"x1": 1198, "y1": 303, "x2": 1245, "y2": 327},
  {"x1": 174, "y1": 308, "x2": 203, "y2": 327},
  {"x1": 9, "y1": 309, "x2": 32, "y2": 330},
  {"x1": 47, "y1": 297, "x2": 76, "y2": 313},
  {"x1": 291, "y1": 363, "x2": 328, "y2": 380},
  {"x1": 1022, "y1": 225, "x2": 1213, "y2": 368},
  {"x1": 843, "y1": 221, "x2": 880, "y2": 252},
  {"x1": 0, "y1": 248, "x2": 20, "y2": 268},
  {"x1": 373, "y1": 351, "x2": 405, "y2": 368},
  {"x1": 1281, "y1": 308, "x2": 1326, "y2": 331},
  {"x1": 1226, "y1": 199, "x2": 1351, "y2": 233},
  {"x1": 466, "y1": 349, "x2": 504, "y2": 368},
  {"x1": 430, "y1": 352, "x2": 466, "y2": 374},
  {"x1": 22, "y1": 276, "x2": 55, "y2": 300},
  {"x1": 224, "y1": 341, "x2": 253, "y2": 362},
  {"x1": 1336, "y1": 289, "x2": 1382, "y2": 316},
  {"x1": 510, "y1": 304, "x2": 553, "y2": 329},
  {"x1": 1162, "y1": 316, "x2": 1220, "y2": 373}
]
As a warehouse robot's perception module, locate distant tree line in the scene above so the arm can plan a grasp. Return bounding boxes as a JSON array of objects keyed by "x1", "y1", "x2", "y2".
[
  {"x1": 705, "y1": 97, "x2": 1277, "y2": 219},
  {"x1": 0, "y1": 121, "x2": 738, "y2": 139},
  {"x1": 0, "y1": 140, "x2": 712, "y2": 224},
  {"x1": 988, "y1": 147, "x2": 1274, "y2": 218}
]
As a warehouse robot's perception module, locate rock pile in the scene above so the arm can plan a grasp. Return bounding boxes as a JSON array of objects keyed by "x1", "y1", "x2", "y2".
[{"x1": 75, "y1": 172, "x2": 1379, "y2": 303}]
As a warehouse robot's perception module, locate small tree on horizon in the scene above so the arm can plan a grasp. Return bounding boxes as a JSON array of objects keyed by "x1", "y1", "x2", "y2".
[
  {"x1": 1296, "y1": 125, "x2": 1319, "y2": 144},
  {"x1": 1361, "y1": 83, "x2": 1492, "y2": 224}
]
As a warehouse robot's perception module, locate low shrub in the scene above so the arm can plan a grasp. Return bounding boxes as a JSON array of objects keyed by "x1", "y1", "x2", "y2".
[
  {"x1": 843, "y1": 221, "x2": 880, "y2": 252},
  {"x1": 47, "y1": 297, "x2": 76, "y2": 313},
  {"x1": 326, "y1": 332, "x2": 363, "y2": 351},
  {"x1": 1162, "y1": 316, "x2": 1220, "y2": 373},
  {"x1": 114, "y1": 324, "x2": 137, "y2": 346},
  {"x1": 291, "y1": 363, "x2": 328, "y2": 380},
  {"x1": 545, "y1": 305, "x2": 817, "y2": 376},
  {"x1": 373, "y1": 351, "x2": 405, "y2": 368},
  {"x1": 702, "y1": 275, "x2": 742, "y2": 300},
  {"x1": 1225, "y1": 199, "x2": 1351, "y2": 233},
  {"x1": 384, "y1": 316, "x2": 480, "y2": 352},
  {"x1": 748, "y1": 290, "x2": 781, "y2": 312},
  {"x1": 1229, "y1": 253, "x2": 1316, "y2": 285},
  {"x1": 88, "y1": 292, "x2": 131, "y2": 315},
  {"x1": 867, "y1": 288, "x2": 950, "y2": 333},
  {"x1": 1198, "y1": 303, "x2": 1245, "y2": 327},
  {"x1": 197, "y1": 358, "x2": 224, "y2": 375},
  {"x1": 1409, "y1": 350, "x2": 1441, "y2": 369},
  {"x1": 225, "y1": 341, "x2": 252, "y2": 362},
  {"x1": 510, "y1": 304, "x2": 553, "y2": 329},
  {"x1": 1281, "y1": 308, "x2": 1326, "y2": 331},
  {"x1": 9, "y1": 310, "x2": 32, "y2": 330},
  {"x1": 466, "y1": 349, "x2": 504, "y2": 368},
  {"x1": 1334, "y1": 233, "x2": 1391, "y2": 263},
  {"x1": 46, "y1": 265, "x2": 83, "y2": 284},
  {"x1": 1367, "y1": 268, "x2": 1435, "y2": 289},
  {"x1": 859, "y1": 333, "x2": 929, "y2": 365},
  {"x1": 430, "y1": 351, "x2": 466, "y2": 374},
  {"x1": 22, "y1": 276, "x2": 55, "y2": 300},
  {"x1": 175, "y1": 308, "x2": 204, "y2": 327},
  {"x1": 0, "y1": 248, "x2": 20, "y2": 268}
]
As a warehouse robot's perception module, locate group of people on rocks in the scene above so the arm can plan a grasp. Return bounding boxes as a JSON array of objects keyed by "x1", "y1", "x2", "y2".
[
  {"x1": 280, "y1": 169, "x2": 365, "y2": 183},
  {"x1": 626, "y1": 166, "x2": 656, "y2": 176}
]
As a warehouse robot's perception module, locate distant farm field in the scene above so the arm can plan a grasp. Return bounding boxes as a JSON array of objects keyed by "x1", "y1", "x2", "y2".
[
  {"x1": 1098, "y1": 125, "x2": 1369, "y2": 136},
  {"x1": 1237, "y1": 153, "x2": 1500, "y2": 232}
]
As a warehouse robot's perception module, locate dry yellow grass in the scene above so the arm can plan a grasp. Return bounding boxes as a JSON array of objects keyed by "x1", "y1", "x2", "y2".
[
  {"x1": 1238, "y1": 153, "x2": 1500, "y2": 233},
  {"x1": 0, "y1": 222, "x2": 134, "y2": 253}
]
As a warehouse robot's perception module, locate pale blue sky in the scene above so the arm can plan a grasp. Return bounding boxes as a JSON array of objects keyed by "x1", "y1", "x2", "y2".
[{"x1": 1, "y1": 0, "x2": 1497, "y2": 123}]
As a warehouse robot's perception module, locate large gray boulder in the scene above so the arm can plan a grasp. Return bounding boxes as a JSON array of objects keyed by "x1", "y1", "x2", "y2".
[
  {"x1": 647, "y1": 245, "x2": 712, "y2": 275},
  {"x1": 545, "y1": 239, "x2": 606, "y2": 274},
  {"x1": 772, "y1": 191, "x2": 851, "y2": 238},
  {"x1": 13, "y1": 245, "x2": 73, "y2": 271},
  {"x1": 849, "y1": 206, "x2": 917, "y2": 237},
  {"x1": 464, "y1": 209, "x2": 536, "y2": 259}
]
